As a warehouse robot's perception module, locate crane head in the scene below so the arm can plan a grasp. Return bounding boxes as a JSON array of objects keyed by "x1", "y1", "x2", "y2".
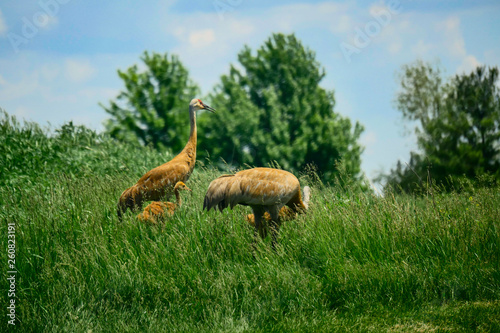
[
  {"x1": 190, "y1": 98, "x2": 216, "y2": 113},
  {"x1": 174, "y1": 181, "x2": 192, "y2": 192}
]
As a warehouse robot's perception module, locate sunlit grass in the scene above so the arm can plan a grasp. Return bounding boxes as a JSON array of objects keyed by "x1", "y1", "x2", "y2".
[{"x1": 1, "y1": 167, "x2": 499, "y2": 331}]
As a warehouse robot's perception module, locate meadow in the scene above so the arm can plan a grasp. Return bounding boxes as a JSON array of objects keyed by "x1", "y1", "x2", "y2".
[{"x1": 1, "y1": 113, "x2": 499, "y2": 332}]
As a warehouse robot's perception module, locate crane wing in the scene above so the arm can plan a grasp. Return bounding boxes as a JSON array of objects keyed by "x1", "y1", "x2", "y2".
[{"x1": 136, "y1": 161, "x2": 191, "y2": 191}]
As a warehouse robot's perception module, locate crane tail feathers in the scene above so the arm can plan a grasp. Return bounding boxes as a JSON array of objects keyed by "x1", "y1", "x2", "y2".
[
  {"x1": 203, "y1": 175, "x2": 237, "y2": 212},
  {"x1": 303, "y1": 186, "x2": 311, "y2": 210}
]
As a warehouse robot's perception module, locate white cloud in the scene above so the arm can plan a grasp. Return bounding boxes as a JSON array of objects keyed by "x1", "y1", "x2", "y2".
[
  {"x1": 369, "y1": 2, "x2": 397, "y2": 20},
  {"x1": 0, "y1": 9, "x2": 7, "y2": 35},
  {"x1": 188, "y1": 29, "x2": 216, "y2": 49},
  {"x1": 13, "y1": 106, "x2": 34, "y2": 119},
  {"x1": 37, "y1": 13, "x2": 59, "y2": 30},
  {"x1": 388, "y1": 41, "x2": 402, "y2": 55},
  {"x1": 161, "y1": 1, "x2": 353, "y2": 92},
  {"x1": 267, "y1": 2, "x2": 351, "y2": 31},
  {"x1": 457, "y1": 55, "x2": 481, "y2": 74},
  {"x1": 228, "y1": 20, "x2": 254, "y2": 36},
  {"x1": 361, "y1": 131, "x2": 377, "y2": 152},
  {"x1": 437, "y1": 16, "x2": 466, "y2": 58},
  {"x1": 433, "y1": 16, "x2": 484, "y2": 74},
  {"x1": 64, "y1": 59, "x2": 97, "y2": 83},
  {"x1": 164, "y1": 2, "x2": 353, "y2": 54},
  {"x1": 40, "y1": 63, "x2": 60, "y2": 82},
  {"x1": 338, "y1": 3, "x2": 408, "y2": 57},
  {"x1": 0, "y1": 71, "x2": 40, "y2": 101},
  {"x1": 331, "y1": 14, "x2": 353, "y2": 34},
  {"x1": 172, "y1": 27, "x2": 185, "y2": 40},
  {"x1": 411, "y1": 40, "x2": 432, "y2": 57},
  {"x1": 445, "y1": 15, "x2": 459, "y2": 29}
]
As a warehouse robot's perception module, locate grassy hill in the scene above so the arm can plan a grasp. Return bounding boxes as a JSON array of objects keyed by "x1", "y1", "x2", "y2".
[{"x1": 1, "y1": 112, "x2": 499, "y2": 332}]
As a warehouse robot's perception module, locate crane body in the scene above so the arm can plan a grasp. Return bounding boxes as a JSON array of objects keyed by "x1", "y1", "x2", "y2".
[
  {"x1": 117, "y1": 99, "x2": 214, "y2": 219},
  {"x1": 203, "y1": 167, "x2": 308, "y2": 248}
]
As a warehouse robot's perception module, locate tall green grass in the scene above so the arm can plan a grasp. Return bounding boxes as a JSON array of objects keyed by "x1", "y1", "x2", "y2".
[{"x1": 1, "y1": 112, "x2": 500, "y2": 331}]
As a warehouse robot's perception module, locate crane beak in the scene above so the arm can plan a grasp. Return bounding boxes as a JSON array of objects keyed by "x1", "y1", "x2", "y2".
[{"x1": 202, "y1": 103, "x2": 216, "y2": 113}]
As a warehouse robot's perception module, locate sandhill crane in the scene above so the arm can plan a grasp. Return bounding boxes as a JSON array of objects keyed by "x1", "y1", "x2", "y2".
[
  {"x1": 137, "y1": 181, "x2": 192, "y2": 225},
  {"x1": 117, "y1": 98, "x2": 215, "y2": 219},
  {"x1": 203, "y1": 167, "x2": 308, "y2": 248}
]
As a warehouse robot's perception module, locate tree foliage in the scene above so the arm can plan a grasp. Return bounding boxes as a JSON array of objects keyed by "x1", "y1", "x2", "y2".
[
  {"x1": 199, "y1": 33, "x2": 364, "y2": 182},
  {"x1": 101, "y1": 51, "x2": 199, "y2": 152},
  {"x1": 382, "y1": 61, "x2": 500, "y2": 192}
]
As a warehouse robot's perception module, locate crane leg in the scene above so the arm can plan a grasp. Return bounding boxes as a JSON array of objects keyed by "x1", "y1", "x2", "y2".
[
  {"x1": 249, "y1": 206, "x2": 266, "y2": 256},
  {"x1": 268, "y1": 206, "x2": 281, "y2": 250},
  {"x1": 252, "y1": 206, "x2": 266, "y2": 240}
]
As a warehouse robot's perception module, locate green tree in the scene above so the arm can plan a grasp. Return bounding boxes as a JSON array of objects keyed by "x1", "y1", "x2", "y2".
[
  {"x1": 382, "y1": 61, "x2": 500, "y2": 192},
  {"x1": 101, "y1": 51, "x2": 199, "y2": 152},
  {"x1": 199, "y1": 33, "x2": 364, "y2": 183}
]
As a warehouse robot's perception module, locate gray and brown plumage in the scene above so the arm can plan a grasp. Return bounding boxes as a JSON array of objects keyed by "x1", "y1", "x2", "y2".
[
  {"x1": 203, "y1": 167, "x2": 308, "y2": 247},
  {"x1": 137, "y1": 181, "x2": 192, "y2": 225},
  {"x1": 117, "y1": 98, "x2": 215, "y2": 219}
]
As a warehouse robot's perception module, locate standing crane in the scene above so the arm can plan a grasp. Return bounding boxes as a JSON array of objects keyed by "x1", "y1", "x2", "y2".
[
  {"x1": 203, "y1": 167, "x2": 308, "y2": 248},
  {"x1": 137, "y1": 181, "x2": 192, "y2": 225},
  {"x1": 117, "y1": 98, "x2": 215, "y2": 219}
]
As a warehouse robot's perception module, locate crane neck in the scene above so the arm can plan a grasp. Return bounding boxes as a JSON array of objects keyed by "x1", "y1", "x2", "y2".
[
  {"x1": 172, "y1": 105, "x2": 197, "y2": 173},
  {"x1": 188, "y1": 106, "x2": 197, "y2": 146},
  {"x1": 178, "y1": 105, "x2": 197, "y2": 160},
  {"x1": 175, "y1": 188, "x2": 182, "y2": 207}
]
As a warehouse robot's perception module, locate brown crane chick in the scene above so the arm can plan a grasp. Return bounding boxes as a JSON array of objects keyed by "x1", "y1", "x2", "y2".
[
  {"x1": 137, "y1": 181, "x2": 192, "y2": 225},
  {"x1": 117, "y1": 98, "x2": 215, "y2": 220},
  {"x1": 246, "y1": 186, "x2": 311, "y2": 238},
  {"x1": 203, "y1": 167, "x2": 308, "y2": 248}
]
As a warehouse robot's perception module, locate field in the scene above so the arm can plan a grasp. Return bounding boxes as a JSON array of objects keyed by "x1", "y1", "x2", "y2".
[{"x1": 1, "y1": 115, "x2": 500, "y2": 332}]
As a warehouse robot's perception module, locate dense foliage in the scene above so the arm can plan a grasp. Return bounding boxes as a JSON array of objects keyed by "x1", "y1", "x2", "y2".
[
  {"x1": 101, "y1": 51, "x2": 199, "y2": 152},
  {"x1": 199, "y1": 34, "x2": 364, "y2": 183},
  {"x1": 382, "y1": 62, "x2": 500, "y2": 193}
]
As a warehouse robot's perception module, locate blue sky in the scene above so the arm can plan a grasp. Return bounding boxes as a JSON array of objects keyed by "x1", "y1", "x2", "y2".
[{"x1": 1, "y1": 0, "x2": 499, "y2": 188}]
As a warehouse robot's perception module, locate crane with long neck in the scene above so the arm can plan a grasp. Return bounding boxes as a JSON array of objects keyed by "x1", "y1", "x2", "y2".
[{"x1": 117, "y1": 99, "x2": 215, "y2": 219}]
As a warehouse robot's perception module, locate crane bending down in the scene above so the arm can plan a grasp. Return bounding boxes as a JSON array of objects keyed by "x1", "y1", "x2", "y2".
[
  {"x1": 137, "y1": 181, "x2": 192, "y2": 225},
  {"x1": 246, "y1": 186, "x2": 310, "y2": 237},
  {"x1": 117, "y1": 99, "x2": 215, "y2": 220},
  {"x1": 203, "y1": 167, "x2": 309, "y2": 248}
]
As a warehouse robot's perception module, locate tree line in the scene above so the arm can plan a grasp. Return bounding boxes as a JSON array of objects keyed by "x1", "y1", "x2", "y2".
[
  {"x1": 379, "y1": 61, "x2": 500, "y2": 192},
  {"x1": 101, "y1": 33, "x2": 500, "y2": 192}
]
